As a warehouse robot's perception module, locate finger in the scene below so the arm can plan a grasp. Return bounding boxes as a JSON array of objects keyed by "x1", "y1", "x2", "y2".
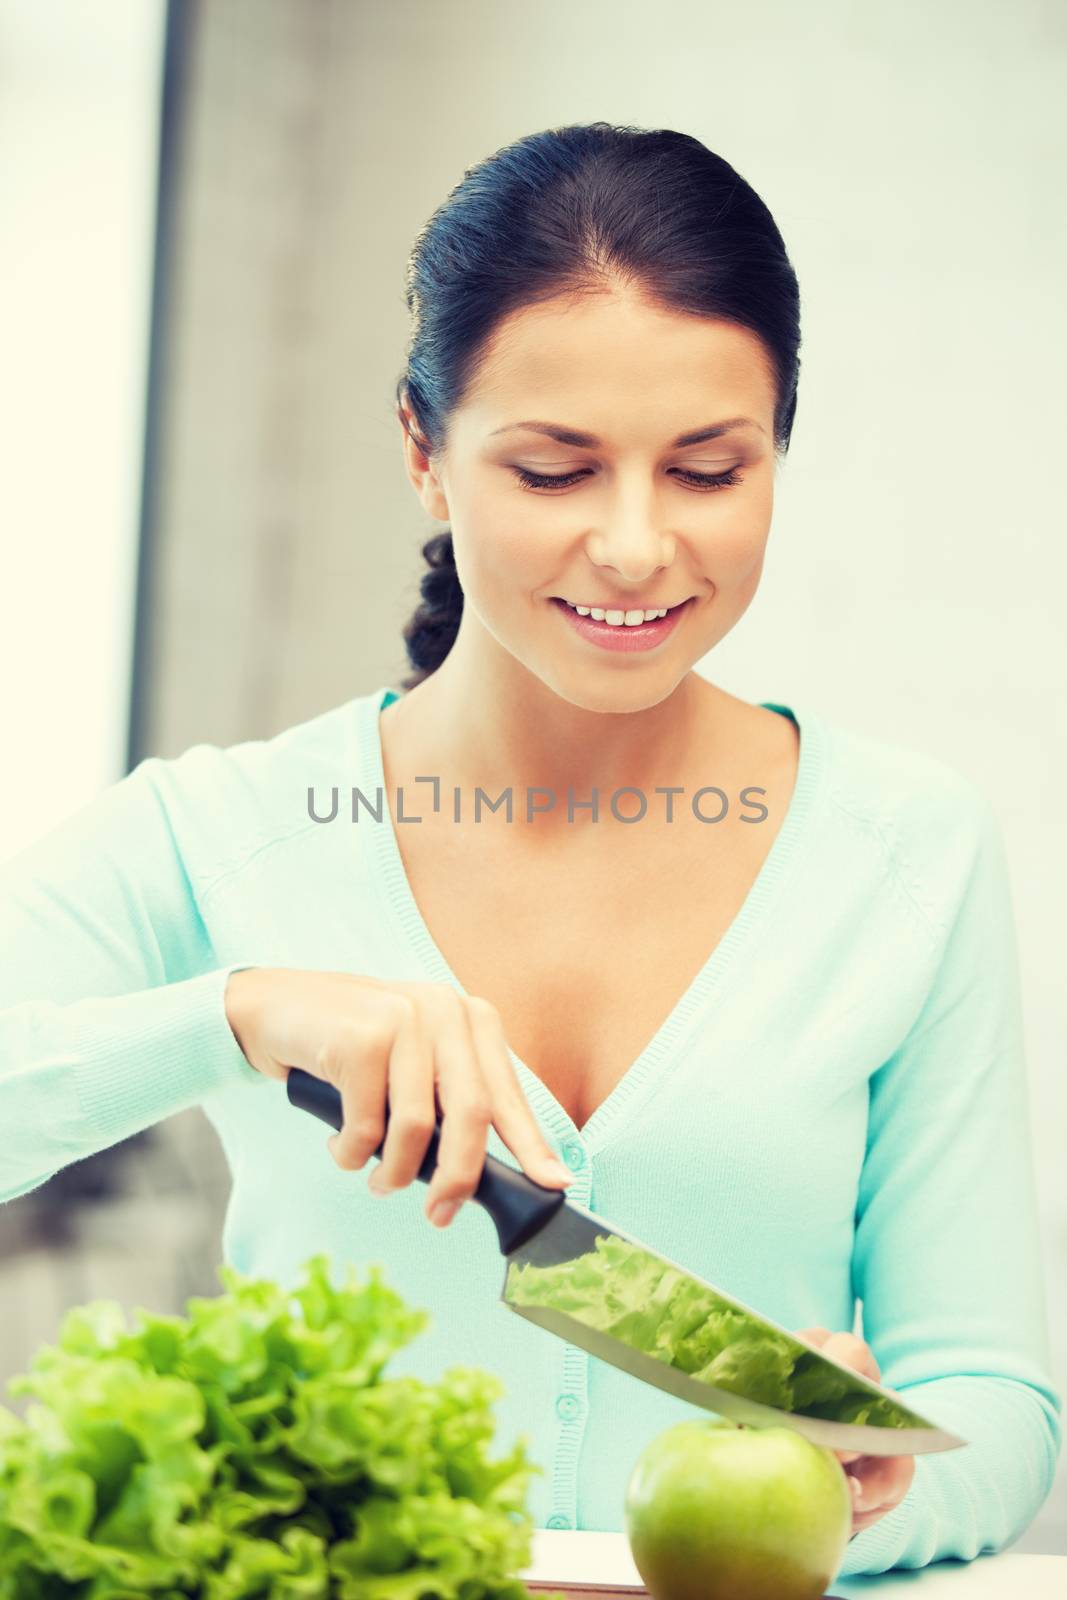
[
  {"x1": 847, "y1": 1453, "x2": 915, "y2": 1515},
  {"x1": 466, "y1": 997, "x2": 573, "y2": 1187},
  {"x1": 820, "y1": 1331, "x2": 881, "y2": 1384},
  {"x1": 795, "y1": 1327, "x2": 833, "y2": 1347},
  {"x1": 793, "y1": 1329, "x2": 868, "y2": 1464},
  {"x1": 794, "y1": 1328, "x2": 880, "y2": 1383},
  {"x1": 850, "y1": 1501, "x2": 890, "y2": 1535},
  {"x1": 324, "y1": 1018, "x2": 389, "y2": 1171},
  {"x1": 422, "y1": 993, "x2": 496, "y2": 1223},
  {"x1": 367, "y1": 998, "x2": 436, "y2": 1191}
]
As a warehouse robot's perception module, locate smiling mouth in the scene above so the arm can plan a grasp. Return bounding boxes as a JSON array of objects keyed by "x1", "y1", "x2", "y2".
[{"x1": 553, "y1": 597, "x2": 694, "y2": 615}]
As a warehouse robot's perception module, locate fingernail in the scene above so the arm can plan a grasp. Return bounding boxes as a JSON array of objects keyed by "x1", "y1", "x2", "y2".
[
  {"x1": 367, "y1": 1172, "x2": 391, "y2": 1195},
  {"x1": 543, "y1": 1159, "x2": 574, "y2": 1184},
  {"x1": 849, "y1": 1475, "x2": 863, "y2": 1505},
  {"x1": 429, "y1": 1198, "x2": 461, "y2": 1227}
]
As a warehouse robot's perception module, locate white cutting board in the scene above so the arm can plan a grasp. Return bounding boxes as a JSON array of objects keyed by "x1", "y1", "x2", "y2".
[
  {"x1": 521, "y1": 1530, "x2": 644, "y2": 1592},
  {"x1": 519, "y1": 1530, "x2": 1067, "y2": 1596}
]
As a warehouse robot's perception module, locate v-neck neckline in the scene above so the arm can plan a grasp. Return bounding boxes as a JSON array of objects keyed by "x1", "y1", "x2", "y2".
[{"x1": 356, "y1": 683, "x2": 826, "y2": 1153}]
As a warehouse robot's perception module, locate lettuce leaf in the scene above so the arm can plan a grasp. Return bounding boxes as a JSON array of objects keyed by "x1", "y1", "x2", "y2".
[
  {"x1": 0, "y1": 1254, "x2": 563, "y2": 1599},
  {"x1": 506, "y1": 1233, "x2": 929, "y2": 1429}
]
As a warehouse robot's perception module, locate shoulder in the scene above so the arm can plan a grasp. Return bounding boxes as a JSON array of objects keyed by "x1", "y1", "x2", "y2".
[
  {"x1": 137, "y1": 689, "x2": 379, "y2": 891},
  {"x1": 806, "y1": 703, "x2": 1000, "y2": 939}
]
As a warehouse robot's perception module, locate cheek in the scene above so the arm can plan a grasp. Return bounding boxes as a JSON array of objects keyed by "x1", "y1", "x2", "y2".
[
  {"x1": 700, "y1": 499, "x2": 772, "y2": 582},
  {"x1": 455, "y1": 480, "x2": 555, "y2": 575},
  {"x1": 452, "y1": 506, "x2": 548, "y2": 606},
  {"x1": 735, "y1": 546, "x2": 766, "y2": 605}
]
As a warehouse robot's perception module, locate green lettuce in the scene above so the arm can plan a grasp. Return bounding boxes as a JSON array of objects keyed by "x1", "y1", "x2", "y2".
[
  {"x1": 0, "y1": 1254, "x2": 564, "y2": 1599},
  {"x1": 506, "y1": 1234, "x2": 928, "y2": 1429}
]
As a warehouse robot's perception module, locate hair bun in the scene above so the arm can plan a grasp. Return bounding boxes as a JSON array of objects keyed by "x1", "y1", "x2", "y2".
[{"x1": 400, "y1": 531, "x2": 464, "y2": 687}]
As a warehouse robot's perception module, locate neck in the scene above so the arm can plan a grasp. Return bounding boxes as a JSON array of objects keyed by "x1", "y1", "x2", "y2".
[{"x1": 384, "y1": 634, "x2": 736, "y2": 831}]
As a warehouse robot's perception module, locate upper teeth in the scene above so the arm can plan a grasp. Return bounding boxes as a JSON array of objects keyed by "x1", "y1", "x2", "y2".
[{"x1": 563, "y1": 600, "x2": 675, "y2": 625}]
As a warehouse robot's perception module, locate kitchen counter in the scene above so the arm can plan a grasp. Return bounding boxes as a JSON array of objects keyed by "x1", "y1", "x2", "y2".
[{"x1": 521, "y1": 1530, "x2": 1067, "y2": 1597}]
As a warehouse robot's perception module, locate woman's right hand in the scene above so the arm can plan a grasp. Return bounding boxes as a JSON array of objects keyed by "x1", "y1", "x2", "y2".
[{"x1": 224, "y1": 967, "x2": 574, "y2": 1229}]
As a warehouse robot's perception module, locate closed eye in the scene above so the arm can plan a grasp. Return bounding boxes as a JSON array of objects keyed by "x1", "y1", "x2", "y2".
[{"x1": 511, "y1": 465, "x2": 744, "y2": 492}]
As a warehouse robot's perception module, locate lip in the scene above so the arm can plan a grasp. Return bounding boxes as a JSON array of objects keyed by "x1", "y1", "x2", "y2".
[
  {"x1": 555, "y1": 597, "x2": 693, "y2": 613},
  {"x1": 550, "y1": 595, "x2": 694, "y2": 653}
]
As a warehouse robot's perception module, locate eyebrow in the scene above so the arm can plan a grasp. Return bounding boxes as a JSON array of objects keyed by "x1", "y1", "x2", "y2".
[{"x1": 488, "y1": 417, "x2": 765, "y2": 447}]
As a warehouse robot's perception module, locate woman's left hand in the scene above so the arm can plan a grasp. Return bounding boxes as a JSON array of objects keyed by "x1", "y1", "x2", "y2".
[{"x1": 794, "y1": 1327, "x2": 915, "y2": 1539}]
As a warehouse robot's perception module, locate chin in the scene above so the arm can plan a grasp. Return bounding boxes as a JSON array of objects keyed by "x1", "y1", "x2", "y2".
[{"x1": 541, "y1": 669, "x2": 687, "y2": 717}]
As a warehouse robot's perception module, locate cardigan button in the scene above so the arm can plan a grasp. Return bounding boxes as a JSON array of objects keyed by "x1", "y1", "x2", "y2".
[
  {"x1": 546, "y1": 1513, "x2": 572, "y2": 1530},
  {"x1": 561, "y1": 1140, "x2": 586, "y2": 1171},
  {"x1": 556, "y1": 1393, "x2": 582, "y2": 1421}
]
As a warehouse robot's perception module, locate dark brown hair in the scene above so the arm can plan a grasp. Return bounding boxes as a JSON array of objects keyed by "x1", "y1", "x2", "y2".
[{"x1": 395, "y1": 120, "x2": 802, "y2": 692}]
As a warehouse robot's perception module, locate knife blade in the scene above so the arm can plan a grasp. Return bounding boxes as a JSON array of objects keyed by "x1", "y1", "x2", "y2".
[{"x1": 287, "y1": 1068, "x2": 966, "y2": 1458}]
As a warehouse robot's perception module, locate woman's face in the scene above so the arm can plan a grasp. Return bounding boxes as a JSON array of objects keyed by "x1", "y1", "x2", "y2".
[{"x1": 402, "y1": 285, "x2": 780, "y2": 713}]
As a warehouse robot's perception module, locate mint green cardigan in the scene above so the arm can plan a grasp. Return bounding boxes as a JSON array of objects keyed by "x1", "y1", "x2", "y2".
[{"x1": 0, "y1": 684, "x2": 1059, "y2": 1577}]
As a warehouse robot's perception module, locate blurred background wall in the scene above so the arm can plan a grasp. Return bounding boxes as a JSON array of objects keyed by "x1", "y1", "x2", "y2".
[{"x1": 1, "y1": 0, "x2": 1064, "y2": 1553}]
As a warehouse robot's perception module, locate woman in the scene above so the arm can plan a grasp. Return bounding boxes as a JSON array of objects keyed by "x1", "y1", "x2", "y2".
[{"x1": 0, "y1": 123, "x2": 1059, "y2": 1571}]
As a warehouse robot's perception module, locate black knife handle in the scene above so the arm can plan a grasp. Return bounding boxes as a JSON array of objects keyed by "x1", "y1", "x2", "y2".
[{"x1": 286, "y1": 1066, "x2": 567, "y2": 1255}]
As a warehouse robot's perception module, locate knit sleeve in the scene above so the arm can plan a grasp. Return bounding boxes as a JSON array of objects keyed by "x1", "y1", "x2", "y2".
[
  {"x1": 835, "y1": 789, "x2": 1061, "y2": 1578},
  {"x1": 0, "y1": 757, "x2": 267, "y2": 1205}
]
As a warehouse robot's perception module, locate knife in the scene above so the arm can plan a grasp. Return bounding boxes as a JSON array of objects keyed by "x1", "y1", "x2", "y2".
[{"x1": 287, "y1": 1068, "x2": 966, "y2": 1459}]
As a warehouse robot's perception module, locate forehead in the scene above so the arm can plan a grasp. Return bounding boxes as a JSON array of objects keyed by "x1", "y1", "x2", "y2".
[{"x1": 456, "y1": 290, "x2": 777, "y2": 441}]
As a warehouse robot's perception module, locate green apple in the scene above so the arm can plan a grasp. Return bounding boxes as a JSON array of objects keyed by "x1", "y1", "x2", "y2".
[{"x1": 624, "y1": 1418, "x2": 853, "y2": 1600}]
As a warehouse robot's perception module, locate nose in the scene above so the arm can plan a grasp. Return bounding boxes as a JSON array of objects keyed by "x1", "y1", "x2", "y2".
[{"x1": 584, "y1": 493, "x2": 676, "y2": 583}]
